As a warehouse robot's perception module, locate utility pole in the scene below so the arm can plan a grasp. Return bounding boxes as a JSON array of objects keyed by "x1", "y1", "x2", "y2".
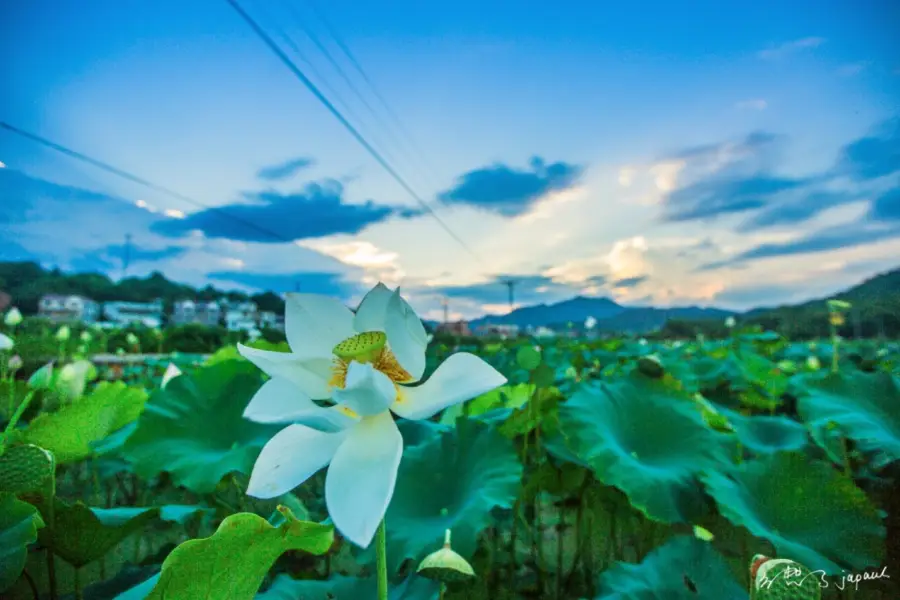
[
  {"x1": 500, "y1": 279, "x2": 517, "y2": 311},
  {"x1": 122, "y1": 234, "x2": 133, "y2": 277},
  {"x1": 441, "y1": 297, "x2": 449, "y2": 323}
]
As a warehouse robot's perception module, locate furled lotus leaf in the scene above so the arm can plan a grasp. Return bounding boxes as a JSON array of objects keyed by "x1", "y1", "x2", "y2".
[
  {"x1": 123, "y1": 360, "x2": 280, "y2": 493},
  {"x1": 558, "y1": 372, "x2": 730, "y2": 522},
  {"x1": 795, "y1": 371, "x2": 900, "y2": 470},
  {"x1": 702, "y1": 451, "x2": 884, "y2": 573},
  {"x1": 596, "y1": 535, "x2": 747, "y2": 599}
]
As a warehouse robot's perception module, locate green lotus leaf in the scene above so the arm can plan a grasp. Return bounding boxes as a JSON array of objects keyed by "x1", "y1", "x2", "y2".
[
  {"x1": 0, "y1": 492, "x2": 45, "y2": 593},
  {"x1": 22, "y1": 492, "x2": 158, "y2": 568},
  {"x1": 702, "y1": 452, "x2": 884, "y2": 573},
  {"x1": 123, "y1": 360, "x2": 280, "y2": 493},
  {"x1": 0, "y1": 443, "x2": 54, "y2": 493},
  {"x1": 144, "y1": 512, "x2": 333, "y2": 600},
  {"x1": 382, "y1": 418, "x2": 522, "y2": 573},
  {"x1": 717, "y1": 408, "x2": 809, "y2": 455},
  {"x1": 113, "y1": 572, "x2": 161, "y2": 600},
  {"x1": 439, "y1": 383, "x2": 534, "y2": 425},
  {"x1": 597, "y1": 535, "x2": 747, "y2": 599},
  {"x1": 558, "y1": 372, "x2": 729, "y2": 522},
  {"x1": 20, "y1": 381, "x2": 147, "y2": 464},
  {"x1": 795, "y1": 371, "x2": 900, "y2": 470},
  {"x1": 255, "y1": 573, "x2": 439, "y2": 599}
]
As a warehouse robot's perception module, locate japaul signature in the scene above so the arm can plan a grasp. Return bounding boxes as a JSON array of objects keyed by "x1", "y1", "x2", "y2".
[{"x1": 758, "y1": 564, "x2": 890, "y2": 591}]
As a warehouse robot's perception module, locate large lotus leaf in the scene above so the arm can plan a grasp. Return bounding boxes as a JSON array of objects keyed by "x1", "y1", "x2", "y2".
[
  {"x1": 702, "y1": 451, "x2": 884, "y2": 573},
  {"x1": 381, "y1": 417, "x2": 522, "y2": 573},
  {"x1": 144, "y1": 512, "x2": 333, "y2": 600},
  {"x1": 255, "y1": 574, "x2": 438, "y2": 599},
  {"x1": 23, "y1": 492, "x2": 159, "y2": 568},
  {"x1": 67, "y1": 564, "x2": 161, "y2": 600},
  {"x1": 0, "y1": 492, "x2": 45, "y2": 592},
  {"x1": 558, "y1": 372, "x2": 729, "y2": 522},
  {"x1": 20, "y1": 381, "x2": 147, "y2": 464},
  {"x1": 114, "y1": 572, "x2": 161, "y2": 600},
  {"x1": 597, "y1": 535, "x2": 747, "y2": 599},
  {"x1": 795, "y1": 371, "x2": 900, "y2": 470},
  {"x1": 717, "y1": 407, "x2": 809, "y2": 455},
  {"x1": 123, "y1": 360, "x2": 280, "y2": 493}
]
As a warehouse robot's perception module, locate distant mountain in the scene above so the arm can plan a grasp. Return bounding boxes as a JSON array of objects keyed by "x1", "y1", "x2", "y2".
[{"x1": 464, "y1": 295, "x2": 733, "y2": 333}]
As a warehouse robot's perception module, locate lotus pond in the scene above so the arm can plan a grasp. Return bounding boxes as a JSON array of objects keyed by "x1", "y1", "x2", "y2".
[{"x1": 1, "y1": 313, "x2": 899, "y2": 599}]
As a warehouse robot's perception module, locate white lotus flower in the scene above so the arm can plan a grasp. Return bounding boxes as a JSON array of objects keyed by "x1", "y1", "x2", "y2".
[
  {"x1": 4, "y1": 307, "x2": 22, "y2": 327},
  {"x1": 725, "y1": 316, "x2": 736, "y2": 328},
  {"x1": 0, "y1": 332, "x2": 13, "y2": 351},
  {"x1": 584, "y1": 316, "x2": 597, "y2": 330},
  {"x1": 240, "y1": 283, "x2": 507, "y2": 548}
]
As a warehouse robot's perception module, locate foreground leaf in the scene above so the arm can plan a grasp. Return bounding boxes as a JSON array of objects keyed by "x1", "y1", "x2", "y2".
[
  {"x1": 21, "y1": 382, "x2": 146, "y2": 464},
  {"x1": 123, "y1": 360, "x2": 279, "y2": 493},
  {"x1": 0, "y1": 492, "x2": 45, "y2": 592},
  {"x1": 145, "y1": 512, "x2": 334, "y2": 600},
  {"x1": 0, "y1": 443, "x2": 54, "y2": 493},
  {"x1": 702, "y1": 452, "x2": 884, "y2": 573},
  {"x1": 256, "y1": 573, "x2": 439, "y2": 599}
]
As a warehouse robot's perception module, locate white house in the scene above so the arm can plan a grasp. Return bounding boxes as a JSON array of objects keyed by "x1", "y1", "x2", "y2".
[
  {"x1": 172, "y1": 299, "x2": 222, "y2": 327},
  {"x1": 225, "y1": 301, "x2": 258, "y2": 332},
  {"x1": 258, "y1": 310, "x2": 278, "y2": 330},
  {"x1": 38, "y1": 294, "x2": 101, "y2": 323},
  {"x1": 103, "y1": 299, "x2": 164, "y2": 328}
]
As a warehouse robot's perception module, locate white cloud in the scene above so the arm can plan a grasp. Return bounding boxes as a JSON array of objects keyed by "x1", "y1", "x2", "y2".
[
  {"x1": 648, "y1": 161, "x2": 685, "y2": 192},
  {"x1": 735, "y1": 99, "x2": 768, "y2": 111},
  {"x1": 758, "y1": 37, "x2": 826, "y2": 60},
  {"x1": 618, "y1": 166, "x2": 637, "y2": 187}
]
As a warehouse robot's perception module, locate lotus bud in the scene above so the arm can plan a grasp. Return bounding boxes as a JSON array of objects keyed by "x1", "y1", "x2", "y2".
[
  {"x1": 0, "y1": 333, "x2": 13, "y2": 351},
  {"x1": 8, "y1": 354, "x2": 23, "y2": 371},
  {"x1": 416, "y1": 528, "x2": 475, "y2": 583},
  {"x1": 56, "y1": 325, "x2": 70, "y2": 342},
  {"x1": 584, "y1": 315, "x2": 597, "y2": 330},
  {"x1": 638, "y1": 338, "x2": 648, "y2": 346},
  {"x1": 806, "y1": 356, "x2": 821, "y2": 370},
  {"x1": 80, "y1": 331, "x2": 92, "y2": 343},
  {"x1": 725, "y1": 316, "x2": 736, "y2": 328},
  {"x1": 161, "y1": 362, "x2": 182, "y2": 388},
  {"x1": 28, "y1": 362, "x2": 54, "y2": 390},
  {"x1": 4, "y1": 307, "x2": 22, "y2": 327},
  {"x1": 126, "y1": 332, "x2": 139, "y2": 346},
  {"x1": 115, "y1": 348, "x2": 125, "y2": 356}
]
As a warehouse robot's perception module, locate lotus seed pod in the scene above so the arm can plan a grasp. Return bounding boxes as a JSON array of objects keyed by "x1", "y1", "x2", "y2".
[
  {"x1": 750, "y1": 555, "x2": 821, "y2": 600},
  {"x1": 0, "y1": 444, "x2": 54, "y2": 493},
  {"x1": 806, "y1": 356, "x2": 821, "y2": 370},
  {"x1": 27, "y1": 362, "x2": 54, "y2": 390},
  {"x1": 692, "y1": 525, "x2": 714, "y2": 542},
  {"x1": 828, "y1": 313, "x2": 845, "y2": 327},
  {"x1": 8, "y1": 354, "x2": 23, "y2": 371},
  {"x1": 4, "y1": 307, "x2": 23, "y2": 327},
  {"x1": 56, "y1": 325, "x2": 70, "y2": 342},
  {"x1": 826, "y1": 299, "x2": 851, "y2": 312},
  {"x1": 416, "y1": 529, "x2": 475, "y2": 583}
]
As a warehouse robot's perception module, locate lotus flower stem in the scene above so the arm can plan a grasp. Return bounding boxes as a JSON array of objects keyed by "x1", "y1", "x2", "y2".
[
  {"x1": 376, "y1": 519, "x2": 388, "y2": 600},
  {"x1": 46, "y1": 457, "x2": 58, "y2": 600},
  {"x1": 74, "y1": 566, "x2": 83, "y2": 600},
  {"x1": 0, "y1": 391, "x2": 35, "y2": 449}
]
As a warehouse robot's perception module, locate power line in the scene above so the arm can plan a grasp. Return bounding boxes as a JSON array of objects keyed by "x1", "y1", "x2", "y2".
[
  {"x1": 303, "y1": 0, "x2": 437, "y2": 175},
  {"x1": 225, "y1": 0, "x2": 486, "y2": 267},
  {"x1": 0, "y1": 121, "x2": 301, "y2": 246},
  {"x1": 282, "y1": 0, "x2": 430, "y2": 186}
]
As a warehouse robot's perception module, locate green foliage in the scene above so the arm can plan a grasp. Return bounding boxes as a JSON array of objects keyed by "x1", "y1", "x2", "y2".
[
  {"x1": 122, "y1": 359, "x2": 279, "y2": 493},
  {"x1": 19, "y1": 381, "x2": 147, "y2": 464},
  {"x1": 0, "y1": 492, "x2": 44, "y2": 592},
  {"x1": 702, "y1": 452, "x2": 885, "y2": 573},
  {"x1": 383, "y1": 418, "x2": 523, "y2": 573},
  {"x1": 0, "y1": 443, "x2": 54, "y2": 493},
  {"x1": 144, "y1": 512, "x2": 333, "y2": 599}
]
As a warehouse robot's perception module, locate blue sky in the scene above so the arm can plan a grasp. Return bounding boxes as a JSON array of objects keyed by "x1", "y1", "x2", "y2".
[{"x1": 2, "y1": 0, "x2": 899, "y2": 319}]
